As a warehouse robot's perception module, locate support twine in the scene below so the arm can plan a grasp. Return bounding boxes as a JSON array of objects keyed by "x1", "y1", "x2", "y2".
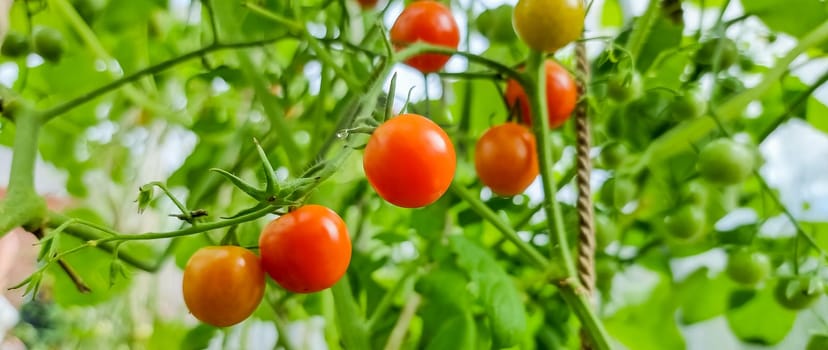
[{"x1": 574, "y1": 31, "x2": 597, "y2": 350}]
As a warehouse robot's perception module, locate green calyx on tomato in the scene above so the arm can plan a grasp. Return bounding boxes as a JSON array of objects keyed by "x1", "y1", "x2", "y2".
[
  {"x1": 1, "y1": 31, "x2": 31, "y2": 58},
  {"x1": 697, "y1": 138, "x2": 756, "y2": 185},
  {"x1": 33, "y1": 27, "x2": 64, "y2": 62},
  {"x1": 390, "y1": 1, "x2": 460, "y2": 73},
  {"x1": 505, "y1": 60, "x2": 577, "y2": 129},
  {"x1": 476, "y1": 5, "x2": 516, "y2": 44},
  {"x1": 664, "y1": 204, "x2": 706, "y2": 240},
  {"x1": 725, "y1": 248, "x2": 771, "y2": 286},
  {"x1": 513, "y1": 0, "x2": 584, "y2": 52},
  {"x1": 474, "y1": 122, "x2": 538, "y2": 196},
  {"x1": 606, "y1": 71, "x2": 643, "y2": 103},
  {"x1": 363, "y1": 113, "x2": 456, "y2": 208},
  {"x1": 774, "y1": 276, "x2": 824, "y2": 310},
  {"x1": 182, "y1": 246, "x2": 265, "y2": 327},
  {"x1": 259, "y1": 205, "x2": 352, "y2": 294},
  {"x1": 695, "y1": 37, "x2": 738, "y2": 70}
]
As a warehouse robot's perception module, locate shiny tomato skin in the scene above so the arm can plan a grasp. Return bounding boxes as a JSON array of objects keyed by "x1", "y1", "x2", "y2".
[
  {"x1": 505, "y1": 60, "x2": 577, "y2": 129},
  {"x1": 363, "y1": 113, "x2": 456, "y2": 208},
  {"x1": 259, "y1": 205, "x2": 352, "y2": 293},
  {"x1": 475, "y1": 123, "x2": 538, "y2": 196},
  {"x1": 182, "y1": 246, "x2": 265, "y2": 327},
  {"x1": 390, "y1": 1, "x2": 460, "y2": 73},
  {"x1": 513, "y1": 0, "x2": 584, "y2": 52}
]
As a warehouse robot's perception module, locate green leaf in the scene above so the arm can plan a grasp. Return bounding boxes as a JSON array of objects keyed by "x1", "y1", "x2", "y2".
[
  {"x1": 450, "y1": 235, "x2": 527, "y2": 348},
  {"x1": 601, "y1": 0, "x2": 623, "y2": 27},
  {"x1": 677, "y1": 268, "x2": 733, "y2": 324},
  {"x1": 726, "y1": 283, "x2": 797, "y2": 345},
  {"x1": 424, "y1": 312, "x2": 477, "y2": 350},
  {"x1": 807, "y1": 96, "x2": 828, "y2": 134},
  {"x1": 741, "y1": 0, "x2": 828, "y2": 38},
  {"x1": 605, "y1": 270, "x2": 685, "y2": 350},
  {"x1": 180, "y1": 324, "x2": 218, "y2": 350}
]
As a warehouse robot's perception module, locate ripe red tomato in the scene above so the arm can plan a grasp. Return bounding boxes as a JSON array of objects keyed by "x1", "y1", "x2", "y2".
[
  {"x1": 474, "y1": 123, "x2": 538, "y2": 196},
  {"x1": 259, "y1": 205, "x2": 352, "y2": 293},
  {"x1": 182, "y1": 246, "x2": 265, "y2": 327},
  {"x1": 363, "y1": 113, "x2": 456, "y2": 208},
  {"x1": 505, "y1": 60, "x2": 577, "y2": 128},
  {"x1": 389, "y1": 0, "x2": 460, "y2": 73}
]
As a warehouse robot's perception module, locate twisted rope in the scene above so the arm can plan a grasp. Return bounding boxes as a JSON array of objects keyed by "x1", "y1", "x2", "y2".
[{"x1": 574, "y1": 26, "x2": 596, "y2": 350}]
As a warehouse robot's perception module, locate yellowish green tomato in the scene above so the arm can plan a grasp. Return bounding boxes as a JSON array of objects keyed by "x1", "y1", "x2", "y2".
[
  {"x1": 513, "y1": 0, "x2": 584, "y2": 52},
  {"x1": 725, "y1": 249, "x2": 771, "y2": 285}
]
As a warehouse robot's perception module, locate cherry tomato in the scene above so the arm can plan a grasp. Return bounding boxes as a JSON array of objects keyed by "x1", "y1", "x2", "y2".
[
  {"x1": 725, "y1": 249, "x2": 771, "y2": 285},
  {"x1": 665, "y1": 204, "x2": 706, "y2": 240},
  {"x1": 33, "y1": 27, "x2": 64, "y2": 62},
  {"x1": 513, "y1": 0, "x2": 584, "y2": 52},
  {"x1": 389, "y1": 1, "x2": 460, "y2": 73},
  {"x1": 695, "y1": 37, "x2": 738, "y2": 70},
  {"x1": 599, "y1": 142, "x2": 629, "y2": 169},
  {"x1": 182, "y1": 246, "x2": 265, "y2": 327},
  {"x1": 474, "y1": 122, "x2": 538, "y2": 196},
  {"x1": 697, "y1": 138, "x2": 755, "y2": 185},
  {"x1": 505, "y1": 60, "x2": 577, "y2": 128},
  {"x1": 807, "y1": 334, "x2": 828, "y2": 350},
  {"x1": 1, "y1": 31, "x2": 30, "y2": 58},
  {"x1": 774, "y1": 276, "x2": 823, "y2": 310},
  {"x1": 600, "y1": 177, "x2": 638, "y2": 209},
  {"x1": 259, "y1": 205, "x2": 352, "y2": 293},
  {"x1": 606, "y1": 71, "x2": 643, "y2": 103},
  {"x1": 363, "y1": 113, "x2": 456, "y2": 208},
  {"x1": 669, "y1": 90, "x2": 706, "y2": 120}
]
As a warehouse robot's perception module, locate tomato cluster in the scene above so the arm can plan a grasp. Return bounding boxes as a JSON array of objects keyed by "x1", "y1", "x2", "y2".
[{"x1": 182, "y1": 205, "x2": 351, "y2": 327}]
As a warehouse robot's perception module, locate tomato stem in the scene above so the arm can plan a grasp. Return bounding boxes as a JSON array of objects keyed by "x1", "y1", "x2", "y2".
[{"x1": 525, "y1": 50, "x2": 613, "y2": 350}]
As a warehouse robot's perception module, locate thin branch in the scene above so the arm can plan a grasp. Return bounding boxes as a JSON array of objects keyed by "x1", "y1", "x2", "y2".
[{"x1": 41, "y1": 36, "x2": 291, "y2": 122}]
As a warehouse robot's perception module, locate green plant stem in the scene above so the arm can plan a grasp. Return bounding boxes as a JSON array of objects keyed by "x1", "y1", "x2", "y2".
[
  {"x1": 243, "y1": 2, "x2": 362, "y2": 89},
  {"x1": 0, "y1": 111, "x2": 46, "y2": 239},
  {"x1": 144, "y1": 182, "x2": 189, "y2": 216},
  {"x1": 41, "y1": 36, "x2": 290, "y2": 122},
  {"x1": 366, "y1": 263, "x2": 418, "y2": 331},
  {"x1": 49, "y1": 0, "x2": 165, "y2": 115},
  {"x1": 524, "y1": 51, "x2": 576, "y2": 276},
  {"x1": 759, "y1": 69, "x2": 828, "y2": 140},
  {"x1": 450, "y1": 181, "x2": 612, "y2": 349},
  {"x1": 396, "y1": 43, "x2": 524, "y2": 82},
  {"x1": 450, "y1": 183, "x2": 549, "y2": 268},
  {"x1": 525, "y1": 50, "x2": 612, "y2": 350},
  {"x1": 639, "y1": 19, "x2": 828, "y2": 167},
  {"x1": 626, "y1": 0, "x2": 660, "y2": 61},
  {"x1": 330, "y1": 277, "x2": 371, "y2": 350}
]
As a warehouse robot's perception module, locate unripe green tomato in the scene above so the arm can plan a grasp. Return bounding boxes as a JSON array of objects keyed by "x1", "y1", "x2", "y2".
[
  {"x1": 738, "y1": 56, "x2": 756, "y2": 71},
  {"x1": 606, "y1": 71, "x2": 643, "y2": 103},
  {"x1": 600, "y1": 142, "x2": 629, "y2": 169},
  {"x1": 697, "y1": 138, "x2": 756, "y2": 185},
  {"x1": 774, "y1": 276, "x2": 823, "y2": 310},
  {"x1": 806, "y1": 334, "x2": 828, "y2": 350},
  {"x1": 725, "y1": 249, "x2": 771, "y2": 285},
  {"x1": 513, "y1": 0, "x2": 584, "y2": 52},
  {"x1": 1, "y1": 31, "x2": 30, "y2": 58},
  {"x1": 713, "y1": 76, "x2": 745, "y2": 102},
  {"x1": 476, "y1": 5, "x2": 516, "y2": 43},
  {"x1": 696, "y1": 37, "x2": 738, "y2": 69},
  {"x1": 669, "y1": 91, "x2": 706, "y2": 120},
  {"x1": 33, "y1": 27, "x2": 64, "y2": 62},
  {"x1": 601, "y1": 177, "x2": 638, "y2": 209},
  {"x1": 665, "y1": 205, "x2": 706, "y2": 240}
]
